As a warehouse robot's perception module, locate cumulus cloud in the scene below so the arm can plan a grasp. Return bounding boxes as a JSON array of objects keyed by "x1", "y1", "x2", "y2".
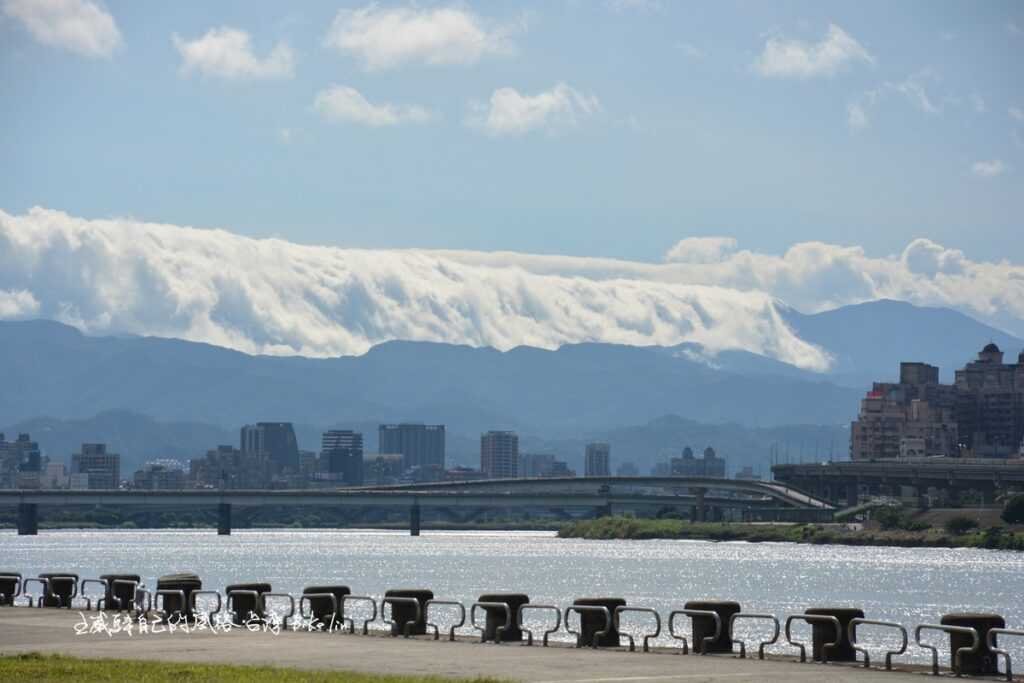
[
  {"x1": 1010, "y1": 107, "x2": 1024, "y2": 122},
  {"x1": 3, "y1": 0, "x2": 121, "y2": 58},
  {"x1": 468, "y1": 82, "x2": 600, "y2": 136},
  {"x1": 847, "y1": 73, "x2": 938, "y2": 128},
  {"x1": 324, "y1": 4, "x2": 515, "y2": 70},
  {"x1": 971, "y1": 159, "x2": 1007, "y2": 178},
  {"x1": 3, "y1": 208, "x2": 1024, "y2": 372},
  {"x1": 313, "y1": 85, "x2": 432, "y2": 126},
  {"x1": 173, "y1": 27, "x2": 295, "y2": 80},
  {"x1": 752, "y1": 23, "x2": 874, "y2": 79}
]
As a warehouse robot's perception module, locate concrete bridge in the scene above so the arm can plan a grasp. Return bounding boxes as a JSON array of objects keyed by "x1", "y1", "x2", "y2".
[{"x1": 0, "y1": 476, "x2": 834, "y2": 536}]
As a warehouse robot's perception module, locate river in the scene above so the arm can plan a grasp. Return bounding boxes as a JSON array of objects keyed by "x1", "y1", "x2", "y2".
[{"x1": 4, "y1": 529, "x2": 1022, "y2": 660}]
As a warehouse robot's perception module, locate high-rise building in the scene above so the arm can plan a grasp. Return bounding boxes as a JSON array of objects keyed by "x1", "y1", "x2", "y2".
[
  {"x1": 240, "y1": 422, "x2": 300, "y2": 473},
  {"x1": 321, "y1": 430, "x2": 364, "y2": 486},
  {"x1": 0, "y1": 433, "x2": 42, "y2": 489},
  {"x1": 584, "y1": 442, "x2": 611, "y2": 477},
  {"x1": 190, "y1": 445, "x2": 270, "y2": 489},
  {"x1": 955, "y1": 344, "x2": 1024, "y2": 457},
  {"x1": 134, "y1": 463, "x2": 186, "y2": 490},
  {"x1": 519, "y1": 453, "x2": 576, "y2": 478},
  {"x1": 363, "y1": 453, "x2": 403, "y2": 485},
  {"x1": 70, "y1": 443, "x2": 120, "y2": 489},
  {"x1": 850, "y1": 362, "x2": 959, "y2": 460},
  {"x1": 378, "y1": 424, "x2": 445, "y2": 472},
  {"x1": 670, "y1": 446, "x2": 726, "y2": 477},
  {"x1": 481, "y1": 431, "x2": 518, "y2": 479}
]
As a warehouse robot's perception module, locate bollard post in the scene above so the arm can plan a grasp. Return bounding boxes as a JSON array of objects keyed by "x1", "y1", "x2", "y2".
[
  {"x1": 18, "y1": 503, "x2": 38, "y2": 536},
  {"x1": 217, "y1": 503, "x2": 231, "y2": 536},
  {"x1": 410, "y1": 502, "x2": 421, "y2": 536}
]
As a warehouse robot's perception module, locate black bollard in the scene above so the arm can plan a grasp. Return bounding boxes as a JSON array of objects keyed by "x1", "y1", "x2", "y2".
[
  {"x1": 99, "y1": 574, "x2": 141, "y2": 611},
  {"x1": 805, "y1": 607, "x2": 864, "y2": 662},
  {"x1": 0, "y1": 572, "x2": 21, "y2": 606},
  {"x1": 940, "y1": 613, "x2": 1005, "y2": 675},
  {"x1": 478, "y1": 593, "x2": 530, "y2": 642},
  {"x1": 38, "y1": 573, "x2": 78, "y2": 608},
  {"x1": 156, "y1": 573, "x2": 202, "y2": 623},
  {"x1": 225, "y1": 582, "x2": 272, "y2": 625},
  {"x1": 385, "y1": 588, "x2": 433, "y2": 636},
  {"x1": 573, "y1": 597, "x2": 625, "y2": 648},
  {"x1": 685, "y1": 600, "x2": 742, "y2": 653},
  {"x1": 303, "y1": 585, "x2": 351, "y2": 629}
]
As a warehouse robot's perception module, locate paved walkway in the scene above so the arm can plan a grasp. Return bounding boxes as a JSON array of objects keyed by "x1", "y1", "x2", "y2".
[{"x1": 0, "y1": 609, "x2": 946, "y2": 682}]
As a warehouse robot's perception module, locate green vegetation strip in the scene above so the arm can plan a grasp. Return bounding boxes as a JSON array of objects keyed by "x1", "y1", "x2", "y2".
[
  {"x1": 0, "y1": 653, "x2": 505, "y2": 683},
  {"x1": 558, "y1": 516, "x2": 1024, "y2": 550}
]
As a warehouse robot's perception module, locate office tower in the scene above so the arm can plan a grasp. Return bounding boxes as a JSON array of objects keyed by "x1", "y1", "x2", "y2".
[
  {"x1": 481, "y1": 431, "x2": 518, "y2": 479},
  {"x1": 584, "y1": 442, "x2": 611, "y2": 477},
  {"x1": 378, "y1": 424, "x2": 445, "y2": 472}
]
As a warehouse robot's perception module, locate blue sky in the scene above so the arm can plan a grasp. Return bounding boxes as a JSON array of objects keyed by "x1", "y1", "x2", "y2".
[{"x1": 2, "y1": 0, "x2": 1022, "y2": 264}]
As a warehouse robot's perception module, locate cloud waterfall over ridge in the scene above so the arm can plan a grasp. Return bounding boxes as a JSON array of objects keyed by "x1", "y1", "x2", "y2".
[
  {"x1": 0, "y1": 207, "x2": 831, "y2": 368},
  {"x1": 1, "y1": 207, "x2": 1021, "y2": 368}
]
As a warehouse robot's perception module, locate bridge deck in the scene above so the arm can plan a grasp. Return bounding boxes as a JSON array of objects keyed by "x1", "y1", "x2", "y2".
[{"x1": 0, "y1": 609, "x2": 928, "y2": 682}]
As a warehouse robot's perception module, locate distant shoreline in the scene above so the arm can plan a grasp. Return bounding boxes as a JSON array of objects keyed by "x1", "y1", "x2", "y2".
[{"x1": 556, "y1": 516, "x2": 1024, "y2": 551}]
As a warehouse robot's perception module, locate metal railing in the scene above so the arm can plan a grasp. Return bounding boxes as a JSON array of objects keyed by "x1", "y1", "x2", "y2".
[
  {"x1": 382, "y1": 596, "x2": 422, "y2": 638},
  {"x1": 0, "y1": 574, "x2": 23, "y2": 606},
  {"x1": 154, "y1": 589, "x2": 187, "y2": 622},
  {"x1": 668, "y1": 609, "x2": 721, "y2": 655},
  {"x1": 848, "y1": 618, "x2": 907, "y2": 671},
  {"x1": 564, "y1": 605, "x2": 612, "y2": 649},
  {"x1": 518, "y1": 604, "x2": 561, "y2": 647},
  {"x1": 260, "y1": 592, "x2": 295, "y2": 629},
  {"x1": 785, "y1": 614, "x2": 841, "y2": 664},
  {"x1": 340, "y1": 595, "x2": 377, "y2": 635},
  {"x1": 21, "y1": 577, "x2": 48, "y2": 608},
  {"x1": 77, "y1": 579, "x2": 108, "y2": 611},
  {"x1": 426, "y1": 600, "x2": 466, "y2": 641},
  {"x1": 915, "y1": 624, "x2": 980, "y2": 676},
  {"x1": 190, "y1": 590, "x2": 223, "y2": 622},
  {"x1": 730, "y1": 613, "x2": 780, "y2": 660},
  {"x1": 989, "y1": 628, "x2": 1024, "y2": 681},
  {"x1": 299, "y1": 593, "x2": 339, "y2": 631},
  {"x1": 471, "y1": 601, "x2": 511, "y2": 644},
  {"x1": 614, "y1": 606, "x2": 661, "y2": 653}
]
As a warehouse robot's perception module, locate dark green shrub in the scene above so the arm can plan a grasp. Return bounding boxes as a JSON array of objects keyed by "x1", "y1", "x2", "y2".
[
  {"x1": 1002, "y1": 495, "x2": 1024, "y2": 525},
  {"x1": 944, "y1": 516, "x2": 978, "y2": 535},
  {"x1": 873, "y1": 506, "x2": 903, "y2": 530}
]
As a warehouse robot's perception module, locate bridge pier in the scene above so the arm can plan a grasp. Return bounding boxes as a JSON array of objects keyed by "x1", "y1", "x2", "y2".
[
  {"x1": 692, "y1": 488, "x2": 706, "y2": 522},
  {"x1": 217, "y1": 503, "x2": 231, "y2": 535},
  {"x1": 410, "y1": 502, "x2": 421, "y2": 536},
  {"x1": 17, "y1": 503, "x2": 38, "y2": 536}
]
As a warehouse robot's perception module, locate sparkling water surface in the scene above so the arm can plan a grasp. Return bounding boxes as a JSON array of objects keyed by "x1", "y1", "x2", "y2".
[{"x1": 4, "y1": 529, "x2": 1022, "y2": 662}]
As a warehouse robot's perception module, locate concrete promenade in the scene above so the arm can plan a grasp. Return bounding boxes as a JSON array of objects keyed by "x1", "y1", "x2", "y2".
[{"x1": 0, "y1": 609, "x2": 944, "y2": 682}]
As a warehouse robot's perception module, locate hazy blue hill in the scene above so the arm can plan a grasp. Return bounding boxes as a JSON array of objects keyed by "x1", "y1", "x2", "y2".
[
  {"x1": 2, "y1": 410, "x2": 234, "y2": 473},
  {"x1": 782, "y1": 299, "x2": 1023, "y2": 386},
  {"x1": 0, "y1": 319, "x2": 863, "y2": 434}
]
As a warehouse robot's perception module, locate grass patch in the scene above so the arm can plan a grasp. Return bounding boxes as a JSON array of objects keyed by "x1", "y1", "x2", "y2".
[
  {"x1": 0, "y1": 653, "x2": 505, "y2": 683},
  {"x1": 557, "y1": 516, "x2": 1024, "y2": 550}
]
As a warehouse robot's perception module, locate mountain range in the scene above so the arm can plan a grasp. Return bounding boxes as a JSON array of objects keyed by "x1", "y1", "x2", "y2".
[{"x1": 1, "y1": 299, "x2": 1019, "y2": 474}]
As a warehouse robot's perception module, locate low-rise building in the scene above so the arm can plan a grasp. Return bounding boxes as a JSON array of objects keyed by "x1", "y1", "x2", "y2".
[{"x1": 70, "y1": 443, "x2": 120, "y2": 489}]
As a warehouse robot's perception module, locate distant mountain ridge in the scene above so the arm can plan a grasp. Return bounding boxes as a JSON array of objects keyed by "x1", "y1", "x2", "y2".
[{"x1": 0, "y1": 300, "x2": 1019, "y2": 458}]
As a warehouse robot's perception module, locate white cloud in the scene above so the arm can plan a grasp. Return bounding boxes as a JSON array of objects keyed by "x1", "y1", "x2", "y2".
[
  {"x1": 173, "y1": 27, "x2": 295, "y2": 80},
  {"x1": 468, "y1": 82, "x2": 600, "y2": 136},
  {"x1": 1009, "y1": 22, "x2": 1022, "y2": 36},
  {"x1": 313, "y1": 85, "x2": 432, "y2": 127},
  {"x1": 2, "y1": 0, "x2": 121, "y2": 58},
  {"x1": 3, "y1": 208, "x2": 1024, "y2": 372},
  {"x1": 0, "y1": 289, "x2": 40, "y2": 318},
  {"x1": 664, "y1": 237, "x2": 738, "y2": 264},
  {"x1": 752, "y1": 23, "x2": 874, "y2": 79},
  {"x1": 970, "y1": 94, "x2": 987, "y2": 113},
  {"x1": 971, "y1": 159, "x2": 1007, "y2": 178},
  {"x1": 1010, "y1": 107, "x2": 1024, "y2": 122},
  {"x1": 847, "y1": 73, "x2": 938, "y2": 128},
  {"x1": 324, "y1": 4, "x2": 515, "y2": 70}
]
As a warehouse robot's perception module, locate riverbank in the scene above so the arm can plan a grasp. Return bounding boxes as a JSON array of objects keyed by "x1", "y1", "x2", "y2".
[{"x1": 557, "y1": 516, "x2": 1024, "y2": 550}]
